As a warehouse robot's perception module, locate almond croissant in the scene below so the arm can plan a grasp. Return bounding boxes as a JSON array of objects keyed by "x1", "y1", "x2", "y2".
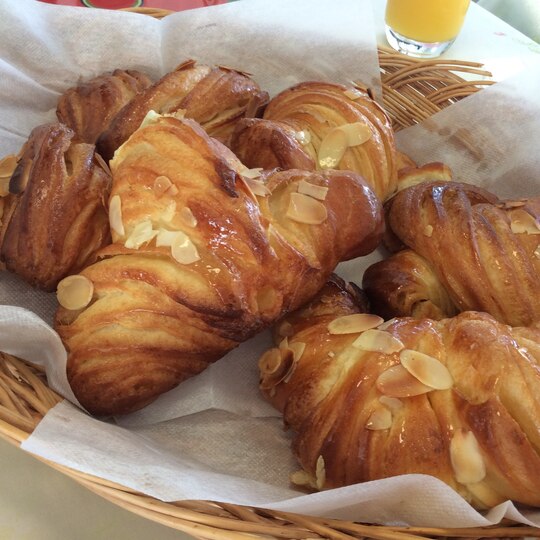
[
  {"x1": 0, "y1": 123, "x2": 111, "y2": 291},
  {"x1": 96, "y1": 60, "x2": 269, "y2": 161},
  {"x1": 363, "y1": 179, "x2": 540, "y2": 326},
  {"x1": 56, "y1": 68, "x2": 152, "y2": 144},
  {"x1": 230, "y1": 82, "x2": 398, "y2": 201},
  {"x1": 55, "y1": 114, "x2": 383, "y2": 416},
  {"x1": 260, "y1": 276, "x2": 540, "y2": 509}
]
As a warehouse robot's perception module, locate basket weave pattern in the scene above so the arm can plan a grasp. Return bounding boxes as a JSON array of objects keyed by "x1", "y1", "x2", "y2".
[{"x1": 1, "y1": 7, "x2": 538, "y2": 540}]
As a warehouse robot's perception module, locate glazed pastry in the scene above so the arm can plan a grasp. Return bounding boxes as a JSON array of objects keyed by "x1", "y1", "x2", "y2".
[
  {"x1": 380, "y1": 162, "x2": 454, "y2": 253},
  {"x1": 0, "y1": 123, "x2": 111, "y2": 291},
  {"x1": 395, "y1": 150, "x2": 416, "y2": 173},
  {"x1": 364, "y1": 178, "x2": 540, "y2": 326},
  {"x1": 362, "y1": 249, "x2": 459, "y2": 320},
  {"x1": 56, "y1": 113, "x2": 383, "y2": 416},
  {"x1": 96, "y1": 60, "x2": 269, "y2": 161},
  {"x1": 56, "y1": 68, "x2": 152, "y2": 144},
  {"x1": 395, "y1": 160, "x2": 452, "y2": 193},
  {"x1": 230, "y1": 81, "x2": 398, "y2": 200},
  {"x1": 260, "y1": 276, "x2": 540, "y2": 509}
]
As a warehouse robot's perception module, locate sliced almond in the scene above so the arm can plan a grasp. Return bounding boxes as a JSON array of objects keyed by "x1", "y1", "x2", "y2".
[
  {"x1": 57, "y1": 275, "x2": 94, "y2": 311},
  {"x1": 376, "y1": 364, "x2": 434, "y2": 398},
  {"x1": 161, "y1": 201, "x2": 177, "y2": 224},
  {"x1": 366, "y1": 406, "x2": 392, "y2": 430},
  {"x1": 290, "y1": 470, "x2": 316, "y2": 488},
  {"x1": 294, "y1": 130, "x2": 311, "y2": 145},
  {"x1": 259, "y1": 347, "x2": 295, "y2": 389},
  {"x1": 400, "y1": 349, "x2": 453, "y2": 390},
  {"x1": 140, "y1": 109, "x2": 162, "y2": 128},
  {"x1": 535, "y1": 245, "x2": 540, "y2": 259},
  {"x1": 109, "y1": 194, "x2": 125, "y2": 236},
  {"x1": 155, "y1": 228, "x2": 178, "y2": 247},
  {"x1": 450, "y1": 430, "x2": 486, "y2": 485},
  {"x1": 328, "y1": 313, "x2": 383, "y2": 335},
  {"x1": 124, "y1": 220, "x2": 158, "y2": 249},
  {"x1": 378, "y1": 396, "x2": 404, "y2": 412},
  {"x1": 315, "y1": 455, "x2": 326, "y2": 490},
  {"x1": 94, "y1": 152, "x2": 111, "y2": 176},
  {"x1": 352, "y1": 329, "x2": 404, "y2": 354},
  {"x1": 424, "y1": 224, "x2": 434, "y2": 237},
  {"x1": 289, "y1": 341, "x2": 306, "y2": 363},
  {"x1": 0, "y1": 154, "x2": 17, "y2": 178},
  {"x1": 240, "y1": 167, "x2": 263, "y2": 179},
  {"x1": 510, "y1": 208, "x2": 540, "y2": 235},
  {"x1": 318, "y1": 128, "x2": 348, "y2": 169},
  {"x1": 286, "y1": 192, "x2": 327, "y2": 225},
  {"x1": 258, "y1": 347, "x2": 283, "y2": 375},
  {"x1": 0, "y1": 154, "x2": 17, "y2": 195},
  {"x1": 244, "y1": 177, "x2": 271, "y2": 197},
  {"x1": 283, "y1": 346, "x2": 302, "y2": 383},
  {"x1": 0, "y1": 178, "x2": 9, "y2": 197},
  {"x1": 169, "y1": 108, "x2": 186, "y2": 120},
  {"x1": 180, "y1": 206, "x2": 197, "y2": 227},
  {"x1": 297, "y1": 179, "x2": 329, "y2": 201},
  {"x1": 377, "y1": 318, "x2": 398, "y2": 331},
  {"x1": 328, "y1": 351, "x2": 335, "y2": 358},
  {"x1": 171, "y1": 231, "x2": 200, "y2": 264},
  {"x1": 154, "y1": 175, "x2": 173, "y2": 196},
  {"x1": 337, "y1": 122, "x2": 372, "y2": 147},
  {"x1": 278, "y1": 336, "x2": 289, "y2": 350}
]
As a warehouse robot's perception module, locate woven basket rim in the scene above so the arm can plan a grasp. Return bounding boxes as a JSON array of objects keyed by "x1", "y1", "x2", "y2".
[
  {"x1": 3, "y1": 5, "x2": 534, "y2": 540},
  {"x1": 2, "y1": 354, "x2": 539, "y2": 540}
]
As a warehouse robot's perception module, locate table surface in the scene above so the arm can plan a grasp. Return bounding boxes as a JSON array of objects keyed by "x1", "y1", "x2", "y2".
[{"x1": 1, "y1": 2, "x2": 539, "y2": 540}]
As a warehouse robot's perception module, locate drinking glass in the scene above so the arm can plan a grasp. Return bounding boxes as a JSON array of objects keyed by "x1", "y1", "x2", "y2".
[{"x1": 385, "y1": 0, "x2": 471, "y2": 58}]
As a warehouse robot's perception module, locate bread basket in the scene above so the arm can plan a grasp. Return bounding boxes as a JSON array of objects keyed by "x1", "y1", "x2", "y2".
[{"x1": 0, "y1": 6, "x2": 538, "y2": 540}]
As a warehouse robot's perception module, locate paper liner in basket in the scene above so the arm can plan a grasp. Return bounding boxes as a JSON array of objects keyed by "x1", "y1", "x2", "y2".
[{"x1": 1, "y1": 0, "x2": 540, "y2": 529}]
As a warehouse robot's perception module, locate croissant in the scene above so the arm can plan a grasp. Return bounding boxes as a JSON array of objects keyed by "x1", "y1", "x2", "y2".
[
  {"x1": 96, "y1": 60, "x2": 269, "y2": 161},
  {"x1": 363, "y1": 177, "x2": 540, "y2": 326},
  {"x1": 230, "y1": 82, "x2": 398, "y2": 200},
  {"x1": 0, "y1": 123, "x2": 111, "y2": 291},
  {"x1": 55, "y1": 113, "x2": 383, "y2": 416},
  {"x1": 259, "y1": 276, "x2": 540, "y2": 509},
  {"x1": 56, "y1": 68, "x2": 152, "y2": 144}
]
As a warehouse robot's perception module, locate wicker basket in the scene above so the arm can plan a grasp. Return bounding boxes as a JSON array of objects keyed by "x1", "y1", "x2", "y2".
[{"x1": 0, "y1": 6, "x2": 538, "y2": 540}]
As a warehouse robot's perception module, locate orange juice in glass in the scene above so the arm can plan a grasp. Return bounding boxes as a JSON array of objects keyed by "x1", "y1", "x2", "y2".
[{"x1": 385, "y1": 0, "x2": 471, "y2": 58}]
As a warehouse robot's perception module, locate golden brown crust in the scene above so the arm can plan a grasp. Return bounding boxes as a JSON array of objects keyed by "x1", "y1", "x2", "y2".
[
  {"x1": 396, "y1": 161, "x2": 453, "y2": 191},
  {"x1": 362, "y1": 249, "x2": 459, "y2": 320},
  {"x1": 395, "y1": 150, "x2": 416, "y2": 172},
  {"x1": 230, "y1": 118, "x2": 316, "y2": 171},
  {"x1": 56, "y1": 69, "x2": 152, "y2": 144},
  {"x1": 56, "y1": 115, "x2": 383, "y2": 416},
  {"x1": 383, "y1": 180, "x2": 540, "y2": 326},
  {"x1": 231, "y1": 81, "x2": 398, "y2": 201},
  {"x1": 0, "y1": 123, "x2": 111, "y2": 291},
  {"x1": 380, "y1": 163, "x2": 455, "y2": 253},
  {"x1": 260, "y1": 281, "x2": 540, "y2": 508},
  {"x1": 96, "y1": 60, "x2": 269, "y2": 161}
]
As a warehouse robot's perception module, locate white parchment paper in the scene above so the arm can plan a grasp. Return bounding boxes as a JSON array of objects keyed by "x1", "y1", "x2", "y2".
[{"x1": 1, "y1": 0, "x2": 540, "y2": 528}]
